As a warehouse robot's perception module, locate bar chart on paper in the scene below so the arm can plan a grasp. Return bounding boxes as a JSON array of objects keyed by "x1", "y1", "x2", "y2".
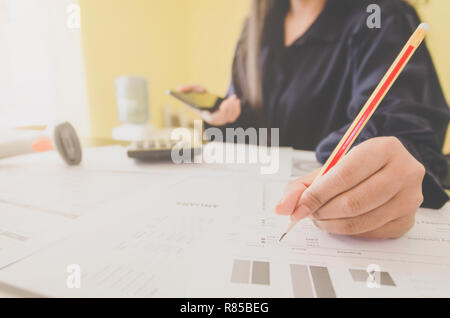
[
  {"x1": 231, "y1": 260, "x2": 271, "y2": 286},
  {"x1": 187, "y1": 203, "x2": 450, "y2": 297},
  {"x1": 230, "y1": 259, "x2": 338, "y2": 298},
  {"x1": 228, "y1": 259, "x2": 400, "y2": 298},
  {"x1": 190, "y1": 248, "x2": 441, "y2": 298}
]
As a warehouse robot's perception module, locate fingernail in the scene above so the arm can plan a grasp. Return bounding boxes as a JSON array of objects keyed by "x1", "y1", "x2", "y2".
[
  {"x1": 278, "y1": 188, "x2": 301, "y2": 212},
  {"x1": 274, "y1": 204, "x2": 283, "y2": 215},
  {"x1": 290, "y1": 204, "x2": 312, "y2": 222},
  {"x1": 276, "y1": 193, "x2": 291, "y2": 209},
  {"x1": 275, "y1": 200, "x2": 286, "y2": 214},
  {"x1": 278, "y1": 194, "x2": 288, "y2": 205}
]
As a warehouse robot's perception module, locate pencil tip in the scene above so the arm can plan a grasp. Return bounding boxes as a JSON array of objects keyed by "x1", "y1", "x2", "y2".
[{"x1": 279, "y1": 233, "x2": 287, "y2": 242}]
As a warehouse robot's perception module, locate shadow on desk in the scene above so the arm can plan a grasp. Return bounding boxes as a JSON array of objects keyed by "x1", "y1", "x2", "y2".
[{"x1": 0, "y1": 282, "x2": 42, "y2": 298}]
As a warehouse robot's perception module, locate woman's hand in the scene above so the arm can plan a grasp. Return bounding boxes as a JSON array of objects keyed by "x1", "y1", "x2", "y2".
[
  {"x1": 178, "y1": 84, "x2": 241, "y2": 126},
  {"x1": 275, "y1": 137, "x2": 425, "y2": 239}
]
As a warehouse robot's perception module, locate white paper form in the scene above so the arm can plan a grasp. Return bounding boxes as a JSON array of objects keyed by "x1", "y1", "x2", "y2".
[
  {"x1": 2, "y1": 147, "x2": 449, "y2": 298},
  {"x1": 0, "y1": 202, "x2": 74, "y2": 269},
  {"x1": 0, "y1": 143, "x2": 289, "y2": 295},
  {"x1": 0, "y1": 191, "x2": 227, "y2": 297},
  {"x1": 0, "y1": 142, "x2": 285, "y2": 278},
  {"x1": 0, "y1": 163, "x2": 184, "y2": 219},
  {"x1": 0, "y1": 159, "x2": 268, "y2": 296},
  {"x1": 186, "y1": 203, "x2": 450, "y2": 298},
  {"x1": 2, "y1": 177, "x2": 450, "y2": 297},
  {"x1": 183, "y1": 152, "x2": 450, "y2": 298},
  {"x1": 0, "y1": 149, "x2": 187, "y2": 270}
]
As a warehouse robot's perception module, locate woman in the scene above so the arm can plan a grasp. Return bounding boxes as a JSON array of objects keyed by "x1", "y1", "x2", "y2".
[{"x1": 179, "y1": 0, "x2": 450, "y2": 239}]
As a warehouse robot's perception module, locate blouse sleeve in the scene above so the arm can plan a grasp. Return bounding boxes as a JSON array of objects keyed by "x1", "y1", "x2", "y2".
[{"x1": 204, "y1": 21, "x2": 261, "y2": 134}]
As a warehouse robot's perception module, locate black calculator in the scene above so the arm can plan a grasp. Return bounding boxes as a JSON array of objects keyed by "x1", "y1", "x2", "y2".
[{"x1": 127, "y1": 138, "x2": 202, "y2": 162}]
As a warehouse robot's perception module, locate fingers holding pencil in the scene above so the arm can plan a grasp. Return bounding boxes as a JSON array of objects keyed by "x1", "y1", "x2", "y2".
[
  {"x1": 288, "y1": 138, "x2": 391, "y2": 222},
  {"x1": 276, "y1": 138, "x2": 389, "y2": 222},
  {"x1": 277, "y1": 137, "x2": 425, "y2": 239}
]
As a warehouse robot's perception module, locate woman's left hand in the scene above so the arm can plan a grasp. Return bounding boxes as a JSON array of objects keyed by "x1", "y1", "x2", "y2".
[{"x1": 275, "y1": 137, "x2": 426, "y2": 239}]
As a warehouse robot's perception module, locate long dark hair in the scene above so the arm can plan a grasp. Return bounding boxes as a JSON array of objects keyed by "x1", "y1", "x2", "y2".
[{"x1": 234, "y1": 0, "x2": 278, "y2": 109}]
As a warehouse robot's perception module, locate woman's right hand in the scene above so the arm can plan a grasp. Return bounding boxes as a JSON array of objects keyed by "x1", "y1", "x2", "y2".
[{"x1": 177, "y1": 84, "x2": 241, "y2": 126}]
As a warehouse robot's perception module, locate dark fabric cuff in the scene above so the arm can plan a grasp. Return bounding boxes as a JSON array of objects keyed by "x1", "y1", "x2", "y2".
[{"x1": 422, "y1": 171, "x2": 449, "y2": 209}]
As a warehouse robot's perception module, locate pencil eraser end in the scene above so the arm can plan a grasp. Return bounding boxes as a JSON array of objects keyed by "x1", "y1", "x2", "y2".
[{"x1": 418, "y1": 23, "x2": 429, "y2": 32}]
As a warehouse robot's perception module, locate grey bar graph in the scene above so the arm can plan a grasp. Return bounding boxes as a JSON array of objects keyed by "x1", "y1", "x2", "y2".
[
  {"x1": 251, "y1": 261, "x2": 270, "y2": 285},
  {"x1": 290, "y1": 264, "x2": 315, "y2": 298},
  {"x1": 380, "y1": 272, "x2": 396, "y2": 286},
  {"x1": 231, "y1": 260, "x2": 251, "y2": 284},
  {"x1": 310, "y1": 266, "x2": 336, "y2": 298},
  {"x1": 349, "y1": 269, "x2": 396, "y2": 287}
]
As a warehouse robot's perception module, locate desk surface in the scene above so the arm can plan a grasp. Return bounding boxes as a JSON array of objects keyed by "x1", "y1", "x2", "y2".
[
  {"x1": 0, "y1": 137, "x2": 124, "y2": 298},
  {"x1": 0, "y1": 282, "x2": 39, "y2": 298},
  {"x1": 1, "y1": 139, "x2": 448, "y2": 298}
]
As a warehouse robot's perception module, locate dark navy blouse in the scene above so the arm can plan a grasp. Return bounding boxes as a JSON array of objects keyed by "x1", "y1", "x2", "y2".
[{"x1": 223, "y1": 0, "x2": 450, "y2": 208}]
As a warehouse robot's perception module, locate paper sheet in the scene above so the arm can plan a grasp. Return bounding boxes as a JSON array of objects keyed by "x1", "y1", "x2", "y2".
[
  {"x1": 1, "y1": 147, "x2": 449, "y2": 297},
  {"x1": 0, "y1": 193, "x2": 219, "y2": 297},
  {"x1": 0, "y1": 167, "x2": 182, "y2": 219},
  {"x1": 186, "y1": 187, "x2": 450, "y2": 297},
  {"x1": 0, "y1": 202, "x2": 73, "y2": 269},
  {"x1": 0, "y1": 143, "x2": 284, "y2": 282},
  {"x1": 1, "y1": 174, "x2": 450, "y2": 297},
  {"x1": 0, "y1": 150, "x2": 188, "y2": 270}
]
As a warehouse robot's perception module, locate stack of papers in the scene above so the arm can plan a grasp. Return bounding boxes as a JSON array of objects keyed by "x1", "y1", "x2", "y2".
[{"x1": 0, "y1": 145, "x2": 449, "y2": 297}]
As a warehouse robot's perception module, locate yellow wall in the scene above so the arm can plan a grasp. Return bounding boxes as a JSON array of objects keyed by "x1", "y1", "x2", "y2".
[
  {"x1": 186, "y1": 0, "x2": 250, "y2": 94},
  {"x1": 78, "y1": 0, "x2": 190, "y2": 137},
  {"x1": 416, "y1": 2, "x2": 450, "y2": 153},
  {"x1": 78, "y1": 0, "x2": 249, "y2": 138},
  {"x1": 79, "y1": 0, "x2": 450, "y2": 150}
]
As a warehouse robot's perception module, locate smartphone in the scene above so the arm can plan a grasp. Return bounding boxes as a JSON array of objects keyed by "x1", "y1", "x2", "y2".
[{"x1": 167, "y1": 90, "x2": 224, "y2": 112}]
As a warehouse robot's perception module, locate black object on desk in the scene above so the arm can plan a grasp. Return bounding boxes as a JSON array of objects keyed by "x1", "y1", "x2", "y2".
[
  {"x1": 167, "y1": 90, "x2": 224, "y2": 113},
  {"x1": 127, "y1": 139, "x2": 201, "y2": 162}
]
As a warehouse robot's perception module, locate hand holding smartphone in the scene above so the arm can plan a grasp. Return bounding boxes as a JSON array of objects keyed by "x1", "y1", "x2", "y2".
[
  {"x1": 168, "y1": 85, "x2": 242, "y2": 126},
  {"x1": 167, "y1": 90, "x2": 224, "y2": 113}
]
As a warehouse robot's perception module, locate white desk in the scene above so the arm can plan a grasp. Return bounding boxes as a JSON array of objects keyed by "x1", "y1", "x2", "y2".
[
  {"x1": 1, "y1": 145, "x2": 449, "y2": 297},
  {"x1": 0, "y1": 143, "x2": 295, "y2": 297},
  {"x1": 0, "y1": 282, "x2": 39, "y2": 298}
]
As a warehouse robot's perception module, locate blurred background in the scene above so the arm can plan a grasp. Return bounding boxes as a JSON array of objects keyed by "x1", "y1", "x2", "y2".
[{"x1": 0, "y1": 0, "x2": 449, "y2": 149}]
